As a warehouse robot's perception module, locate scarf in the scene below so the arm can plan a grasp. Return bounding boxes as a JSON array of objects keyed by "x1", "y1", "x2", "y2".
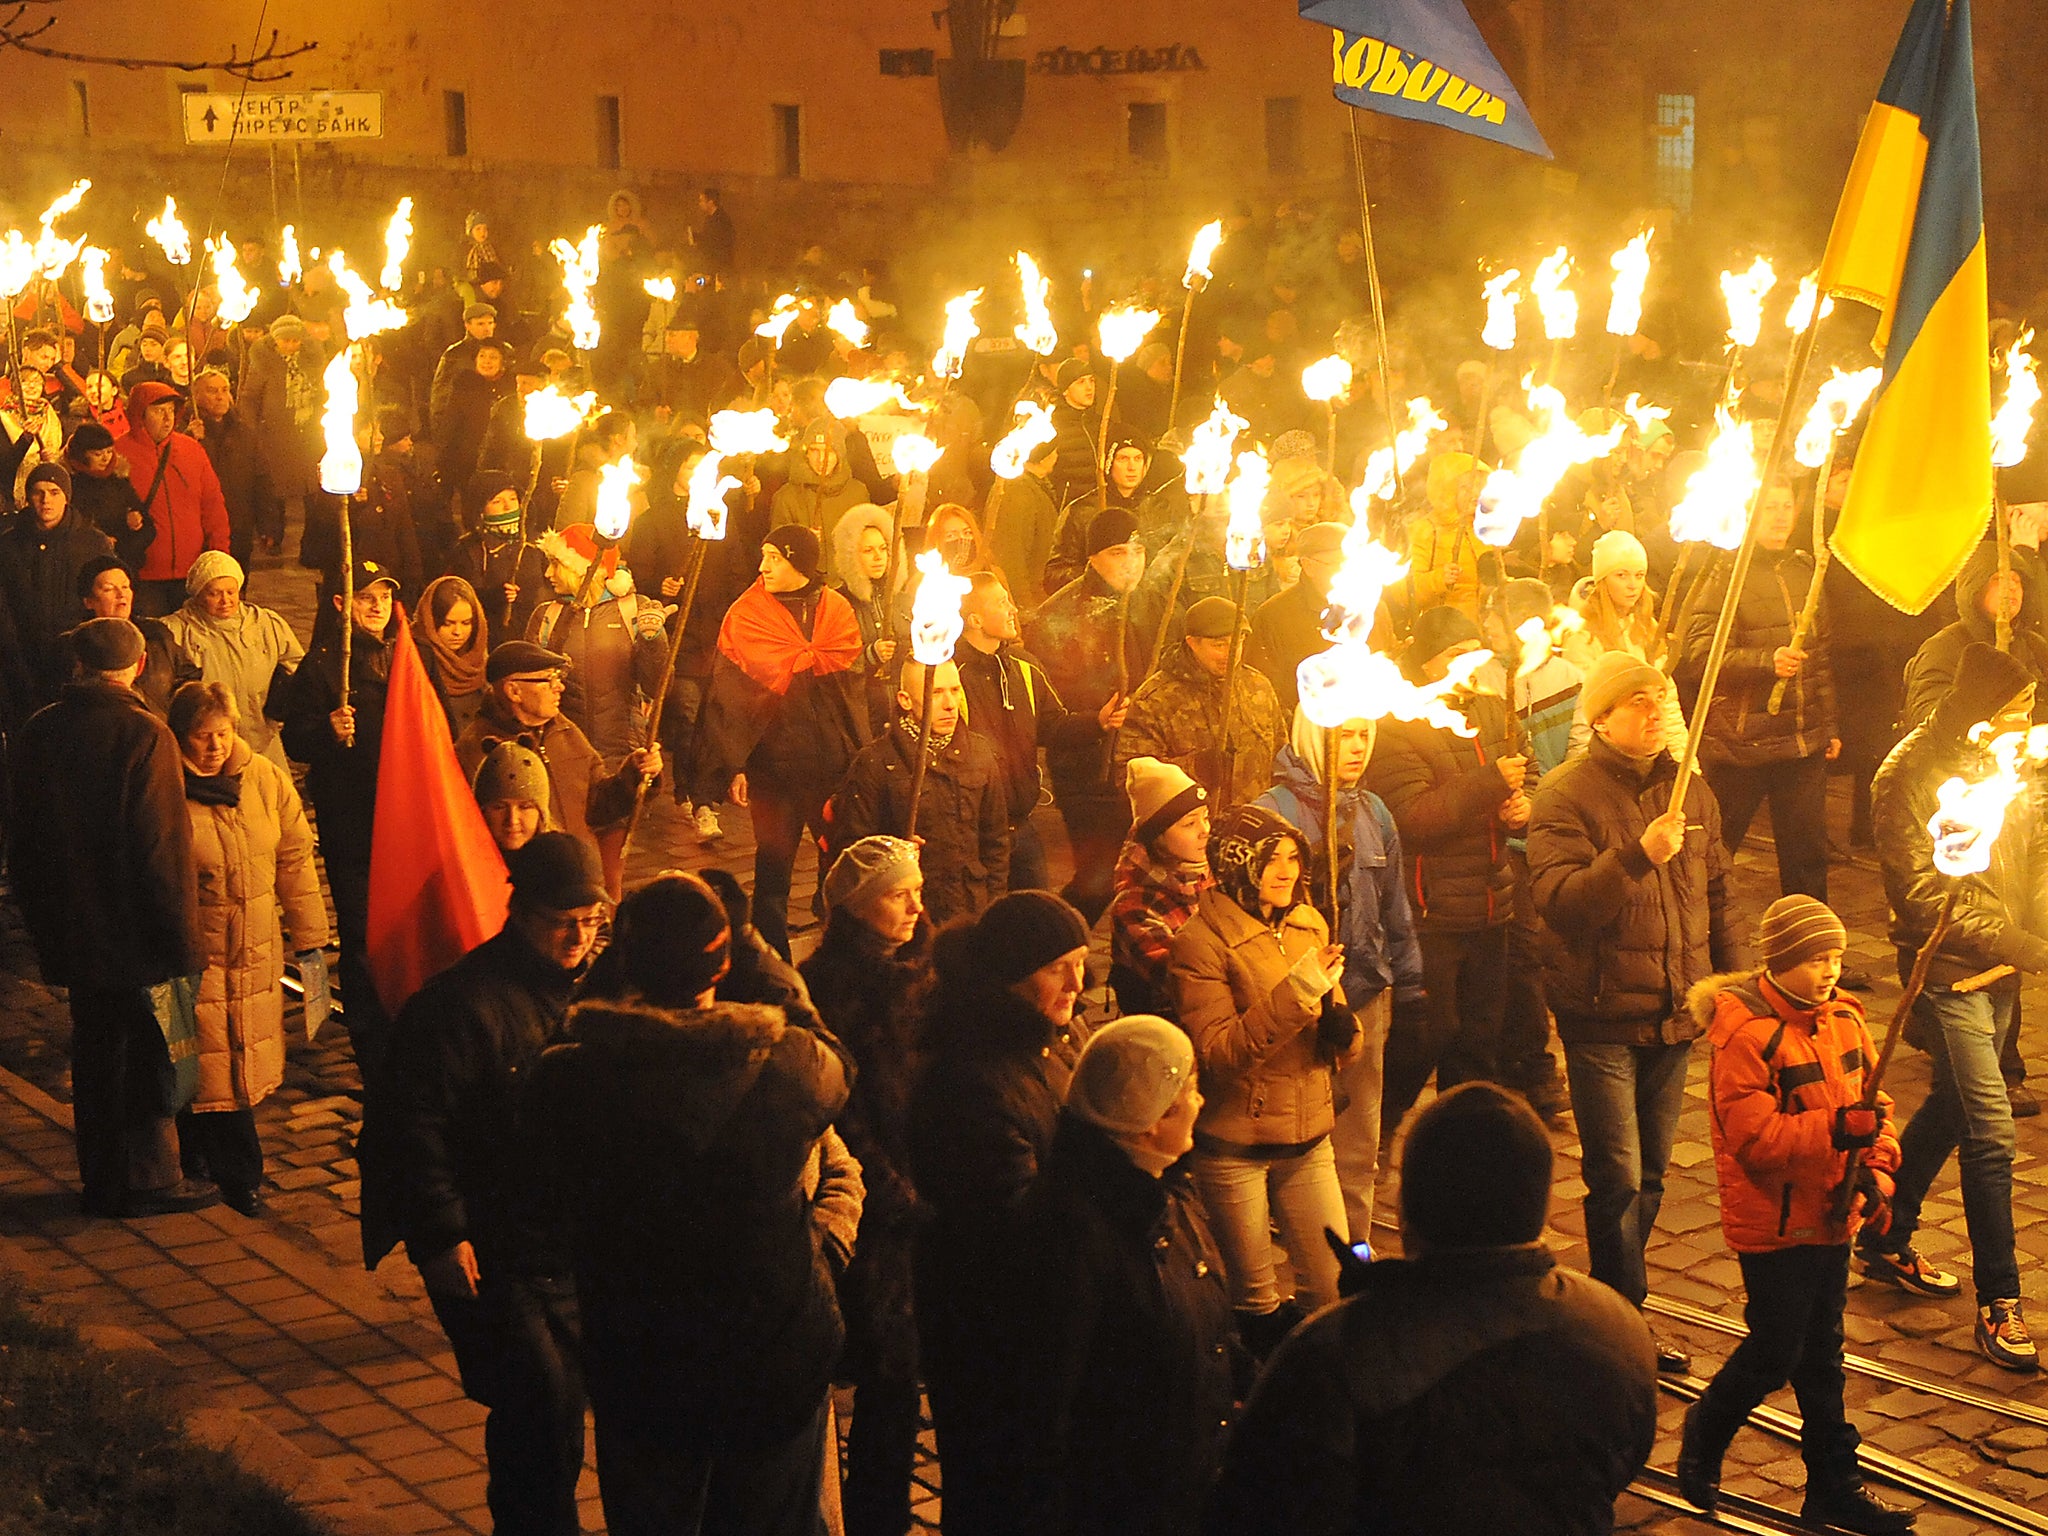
[
  {"x1": 716, "y1": 579, "x2": 862, "y2": 696},
  {"x1": 184, "y1": 766, "x2": 242, "y2": 807},
  {"x1": 413, "y1": 575, "x2": 490, "y2": 697}
]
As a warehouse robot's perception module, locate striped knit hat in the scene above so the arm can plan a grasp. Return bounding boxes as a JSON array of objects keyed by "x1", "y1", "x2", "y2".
[{"x1": 1758, "y1": 895, "x2": 1848, "y2": 974}]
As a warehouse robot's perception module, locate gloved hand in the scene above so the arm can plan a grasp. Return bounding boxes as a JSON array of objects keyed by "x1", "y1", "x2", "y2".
[
  {"x1": 1832, "y1": 1103, "x2": 1880, "y2": 1150},
  {"x1": 1316, "y1": 993, "x2": 1358, "y2": 1055},
  {"x1": 1852, "y1": 1162, "x2": 1893, "y2": 1236}
]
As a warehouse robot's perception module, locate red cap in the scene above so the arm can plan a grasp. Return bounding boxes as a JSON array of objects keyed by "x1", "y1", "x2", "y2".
[{"x1": 127, "y1": 380, "x2": 181, "y2": 414}]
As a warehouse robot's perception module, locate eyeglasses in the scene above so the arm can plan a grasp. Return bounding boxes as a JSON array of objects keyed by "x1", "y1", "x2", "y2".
[{"x1": 507, "y1": 671, "x2": 567, "y2": 689}]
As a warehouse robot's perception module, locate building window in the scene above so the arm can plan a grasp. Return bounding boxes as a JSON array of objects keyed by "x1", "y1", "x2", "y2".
[
  {"x1": 773, "y1": 104, "x2": 803, "y2": 179},
  {"x1": 1653, "y1": 93, "x2": 1696, "y2": 216},
  {"x1": 443, "y1": 90, "x2": 468, "y2": 157},
  {"x1": 1265, "y1": 97, "x2": 1303, "y2": 177},
  {"x1": 70, "y1": 79, "x2": 90, "y2": 137},
  {"x1": 1128, "y1": 101, "x2": 1168, "y2": 171},
  {"x1": 597, "y1": 95, "x2": 622, "y2": 170}
]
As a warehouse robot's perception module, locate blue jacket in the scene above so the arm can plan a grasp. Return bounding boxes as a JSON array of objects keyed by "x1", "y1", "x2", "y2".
[{"x1": 1258, "y1": 746, "x2": 1425, "y2": 1007}]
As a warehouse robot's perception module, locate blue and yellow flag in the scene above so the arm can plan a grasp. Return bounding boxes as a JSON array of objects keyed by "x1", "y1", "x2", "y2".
[
  {"x1": 1300, "y1": 0, "x2": 1551, "y2": 159},
  {"x1": 1823, "y1": 0, "x2": 1991, "y2": 615}
]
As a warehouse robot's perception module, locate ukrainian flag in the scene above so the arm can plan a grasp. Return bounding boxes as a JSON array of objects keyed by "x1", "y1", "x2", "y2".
[{"x1": 1822, "y1": 0, "x2": 1991, "y2": 616}]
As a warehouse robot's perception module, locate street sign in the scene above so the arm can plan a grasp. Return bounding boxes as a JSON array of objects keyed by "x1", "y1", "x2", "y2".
[{"x1": 181, "y1": 91, "x2": 383, "y2": 145}]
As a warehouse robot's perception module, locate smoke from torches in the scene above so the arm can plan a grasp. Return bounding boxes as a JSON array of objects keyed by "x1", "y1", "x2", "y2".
[{"x1": 1605, "y1": 229, "x2": 1654, "y2": 337}]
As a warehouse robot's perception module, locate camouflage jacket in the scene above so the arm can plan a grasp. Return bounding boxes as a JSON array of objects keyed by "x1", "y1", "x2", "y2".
[{"x1": 1114, "y1": 643, "x2": 1283, "y2": 811}]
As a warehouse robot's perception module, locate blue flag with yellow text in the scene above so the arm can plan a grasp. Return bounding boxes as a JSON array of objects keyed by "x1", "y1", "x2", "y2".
[
  {"x1": 1822, "y1": 0, "x2": 1991, "y2": 615},
  {"x1": 1300, "y1": 0, "x2": 1550, "y2": 158}
]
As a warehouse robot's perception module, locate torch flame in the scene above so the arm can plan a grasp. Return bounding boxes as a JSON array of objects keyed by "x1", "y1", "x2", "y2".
[
  {"x1": 1184, "y1": 220, "x2": 1224, "y2": 290},
  {"x1": 1605, "y1": 228, "x2": 1654, "y2": 338},
  {"x1": 38, "y1": 179, "x2": 89, "y2": 228},
  {"x1": 549, "y1": 226, "x2": 603, "y2": 350},
  {"x1": 1930, "y1": 726, "x2": 2048, "y2": 877},
  {"x1": 1669, "y1": 407, "x2": 1760, "y2": 550},
  {"x1": 1620, "y1": 393, "x2": 1672, "y2": 439},
  {"x1": 1098, "y1": 305, "x2": 1162, "y2": 364},
  {"x1": 1183, "y1": 399, "x2": 1247, "y2": 496},
  {"x1": 146, "y1": 195, "x2": 191, "y2": 267},
  {"x1": 1794, "y1": 366, "x2": 1884, "y2": 469},
  {"x1": 1991, "y1": 329, "x2": 2040, "y2": 470},
  {"x1": 1786, "y1": 273, "x2": 1837, "y2": 335},
  {"x1": 1720, "y1": 256, "x2": 1778, "y2": 349},
  {"x1": 708, "y1": 408, "x2": 791, "y2": 457},
  {"x1": 687, "y1": 451, "x2": 740, "y2": 540},
  {"x1": 318, "y1": 350, "x2": 362, "y2": 496},
  {"x1": 1301, "y1": 354, "x2": 1353, "y2": 404},
  {"x1": 0, "y1": 232, "x2": 36, "y2": 302},
  {"x1": 644, "y1": 276, "x2": 677, "y2": 302},
  {"x1": 932, "y1": 289, "x2": 984, "y2": 380},
  {"x1": 1297, "y1": 645, "x2": 1494, "y2": 737},
  {"x1": 1530, "y1": 247, "x2": 1578, "y2": 341},
  {"x1": 909, "y1": 547, "x2": 972, "y2": 666},
  {"x1": 327, "y1": 251, "x2": 409, "y2": 339},
  {"x1": 1481, "y1": 269, "x2": 1522, "y2": 352},
  {"x1": 277, "y1": 226, "x2": 302, "y2": 287},
  {"x1": 79, "y1": 248, "x2": 114, "y2": 325},
  {"x1": 1224, "y1": 449, "x2": 1270, "y2": 571},
  {"x1": 1320, "y1": 531, "x2": 1409, "y2": 652},
  {"x1": 33, "y1": 178, "x2": 90, "y2": 280},
  {"x1": 991, "y1": 401, "x2": 1059, "y2": 480},
  {"x1": 1513, "y1": 607, "x2": 1586, "y2": 682},
  {"x1": 891, "y1": 433, "x2": 943, "y2": 478},
  {"x1": 754, "y1": 293, "x2": 802, "y2": 342},
  {"x1": 1361, "y1": 398, "x2": 1451, "y2": 501},
  {"x1": 593, "y1": 458, "x2": 643, "y2": 543},
  {"x1": 823, "y1": 376, "x2": 916, "y2": 419},
  {"x1": 1014, "y1": 251, "x2": 1058, "y2": 355},
  {"x1": 523, "y1": 385, "x2": 598, "y2": 441},
  {"x1": 1469, "y1": 386, "x2": 1626, "y2": 547},
  {"x1": 206, "y1": 233, "x2": 260, "y2": 324},
  {"x1": 380, "y1": 196, "x2": 413, "y2": 292},
  {"x1": 827, "y1": 299, "x2": 869, "y2": 348}
]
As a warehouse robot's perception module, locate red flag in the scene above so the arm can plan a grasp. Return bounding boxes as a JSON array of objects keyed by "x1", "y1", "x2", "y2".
[{"x1": 366, "y1": 616, "x2": 509, "y2": 1016}]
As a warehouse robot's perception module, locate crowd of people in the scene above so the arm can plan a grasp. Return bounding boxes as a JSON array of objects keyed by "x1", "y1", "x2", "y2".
[{"x1": 4, "y1": 181, "x2": 2047, "y2": 1535}]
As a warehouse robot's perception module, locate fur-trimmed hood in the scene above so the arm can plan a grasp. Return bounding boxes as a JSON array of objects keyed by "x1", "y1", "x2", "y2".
[
  {"x1": 1686, "y1": 970, "x2": 1764, "y2": 1034},
  {"x1": 558, "y1": 997, "x2": 801, "y2": 1154}
]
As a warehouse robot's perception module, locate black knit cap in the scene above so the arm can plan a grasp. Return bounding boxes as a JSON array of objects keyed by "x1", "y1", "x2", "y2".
[
  {"x1": 504, "y1": 831, "x2": 606, "y2": 911},
  {"x1": 1934, "y1": 642, "x2": 2035, "y2": 739},
  {"x1": 975, "y1": 890, "x2": 1089, "y2": 988},
  {"x1": 1085, "y1": 507, "x2": 1140, "y2": 557},
  {"x1": 766, "y1": 523, "x2": 822, "y2": 578},
  {"x1": 1405, "y1": 604, "x2": 1484, "y2": 673},
  {"x1": 612, "y1": 871, "x2": 732, "y2": 1004},
  {"x1": 1401, "y1": 1082, "x2": 1554, "y2": 1250}
]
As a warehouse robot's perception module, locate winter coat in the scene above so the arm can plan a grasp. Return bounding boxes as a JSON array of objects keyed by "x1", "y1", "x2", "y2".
[
  {"x1": 1116, "y1": 643, "x2": 1284, "y2": 811},
  {"x1": 237, "y1": 338, "x2": 319, "y2": 499},
  {"x1": 161, "y1": 599, "x2": 304, "y2": 770},
  {"x1": 184, "y1": 742, "x2": 328, "y2": 1112},
  {"x1": 770, "y1": 426, "x2": 867, "y2": 539},
  {"x1": 0, "y1": 509, "x2": 115, "y2": 705},
  {"x1": 1697, "y1": 970, "x2": 1898, "y2": 1253},
  {"x1": 1680, "y1": 543, "x2": 1838, "y2": 767},
  {"x1": 447, "y1": 531, "x2": 550, "y2": 645},
  {"x1": 1398, "y1": 504, "x2": 1485, "y2": 624},
  {"x1": 828, "y1": 722, "x2": 1010, "y2": 928},
  {"x1": 533, "y1": 996, "x2": 852, "y2": 1448},
  {"x1": 381, "y1": 926, "x2": 584, "y2": 1276},
  {"x1": 957, "y1": 641, "x2": 1100, "y2": 826},
  {"x1": 1244, "y1": 579, "x2": 1328, "y2": 719},
  {"x1": 1901, "y1": 542, "x2": 2048, "y2": 728},
  {"x1": 1170, "y1": 887, "x2": 1351, "y2": 1151},
  {"x1": 1043, "y1": 481, "x2": 1151, "y2": 598},
  {"x1": 6, "y1": 681, "x2": 204, "y2": 990},
  {"x1": 1047, "y1": 399, "x2": 1104, "y2": 506},
  {"x1": 438, "y1": 370, "x2": 516, "y2": 504},
  {"x1": 525, "y1": 594, "x2": 667, "y2": 763},
  {"x1": 193, "y1": 407, "x2": 263, "y2": 544},
  {"x1": 1872, "y1": 707, "x2": 2048, "y2": 986},
  {"x1": 1526, "y1": 737, "x2": 1744, "y2": 1046},
  {"x1": 114, "y1": 422, "x2": 231, "y2": 583},
  {"x1": 693, "y1": 580, "x2": 870, "y2": 795},
  {"x1": 1203, "y1": 1243, "x2": 1658, "y2": 1536},
  {"x1": 828, "y1": 502, "x2": 902, "y2": 730},
  {"x1": 70, "y1": 462, "x2": 155, "y2": 573},
  {"x1": 1125, "y1": 530, "x2": 1282, "y2": 678},
  {"x1": 1366, "y1": 695, "x2": 1518, "y2": 933},
  {"x1": 276, "y1": 622, "x2": 396, "y2": 873},
  {"x1": 454, "y1": 699, "x2": 641, "y2": 850},
  {"x1": 1007, "y1": 1116, "x2": 1238, "y2": 1536},
  {"x1": 1561, "y1": 584, "x2": 1688, "y2": 763},
  {"x1": 1258, "y1": 746, "x2": 1425, "y2": 1006},
  {"x1": 1109, "y1": 839, "x2": 1213, "y2": 1013},
  {"x1": 1026, "y1": 567, "x2": 1143, "y2": 797},
  {"x1": 985, "y1": 471, "x2": 1062, "y2": 613}
]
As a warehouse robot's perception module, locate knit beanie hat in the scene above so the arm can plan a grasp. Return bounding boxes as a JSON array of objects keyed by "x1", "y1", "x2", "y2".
[
  {"x1": 612, "y1": 871, "x2": 732, "y2": 1003},
  {"x1": 267, "y1": 313, "x2": 305, "y2": 343},
  {"x1": 70, "y1": 616, "x2": 145, "y2": 672},
  {"x1": 1758, "y1": 894, "x2": 1848, "y2": 974},
  {"x1": 766, "y1": 523, "x2": 822, "y2": 579},
  {"x1": 505, "y1": 831, "x2": 606, "y2": 910},
  {"x1": 1126, "y1": 756, "x2": 1208, "y2": 846},
  {"x1": 1590, "y1": 529, "x2": 1649, "y2": 583},
  {"x1": 1401, "y1": 1082, "x2": 1553, "y2": 1250},
  {"x1": 184, "y1": 548, "x2": 244, "y2": 598},
  {"x1": 823, "y1": 835, "x2": 921, "y2": 914},
  {"x1": 1405, "y1": 605, "x2": 1482, "y2": 673},
  {"x1": 974, "y1": 890, "x2": 1090, "y2": 988},
  {"x1": 1066, "y1": 1016, "x2": 1196, "y2": 1137},
  {"x1": 468, "y1": 470, "x2": 519, "y2": 528},
  {"x1": 1580, "y1": 650, "x2": 1669, "y2": 724},
  {"x1": 1086, "y1": 507, "x2": 1140, "y2": 557},
  {"x1": 68, "y1": 421, "x2": 115, "y2": 457},
  {"x1": 1208, "y1": 804, "x2": 1306, "y2": 916},
  {"x1": 471, "y1": 741, "x2": 551, "y2": 810},
  {"x1": 1271, "y1": 429, "x2": 1319, "y2": 465},
  {"x1": 1184, "y1": 596, "x2": 1239, "y2": 639},
  {"x1": 1934, "y1": 642, "x2": 2035, "y2": 739},
  {"x1": 23, "y1": 461, "x2": 71, "y2": 501}
]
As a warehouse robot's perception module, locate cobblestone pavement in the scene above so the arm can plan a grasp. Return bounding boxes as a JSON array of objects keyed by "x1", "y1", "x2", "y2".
[{"x1": 0, "y1": 540, "x2": 2046, "y2": 1531}]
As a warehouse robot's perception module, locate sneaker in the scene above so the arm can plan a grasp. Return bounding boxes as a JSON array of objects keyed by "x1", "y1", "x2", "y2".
[
  {"x1": 1675, "y1": 1401, "x2": 1722, "y2": 1512},
  {"x1": 695, "y1": 803, "x2": 723, "y2": 842},
  {"x1": 1652, "y1": 1332, "x2": 1692, "y2": 1375},
  {"x1": 1978, "y1": 1298, "x2": 2040, "y2": 1372},
  {"x1": 1801, "y1": 1484, "x2": 1918, "y2": 1534},
  {"x1": 1859, "y1": 1244, "x2": 1962, "y2": 1298},
  {"x1": 2010, "y1": 1083, "x2": 2041, "y2": 1119},
  {"x1": 122, "y1": 1180, "x2": 222, "y2": 1217}
]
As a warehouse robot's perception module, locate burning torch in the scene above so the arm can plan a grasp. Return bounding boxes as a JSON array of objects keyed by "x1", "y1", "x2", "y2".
[
  {"x1": 1166, "y1": 220, "x2": 1224, "y2": 445},
  {"x1": 1658, "y1": 406, "x2": 1761, "y2": 676},
  {"x1": 1990, "y1": 329, "x2": 2040, "y2": 655},
  {"x1": 1219, "y1": 449, "x2": 1271, "y2": 796},
  {"x1": 1603, "y1": 227, "x2": 1654, "y2": 402},
  {"x1": 1302, "y1": 355, "x2": 1353, "y2": 477},
  {"x1": 1096, "y1": 305, "x2": 1162, "y2": 501},
  {"x1": 1719, "y1": 256, "x2": 1777, "y2": 404},
  {"x1": 981, "y1": 400, "x2": 1058, "y2": 581},
  {"x1": 1530, "y1": 246, "x2": 1577, "y2": 388},
  {"x1": 1475, "y1": 268, "x2": 1521, "y2": 464},
  {"x1": 1148, "y1": 399, "x2": 1246, "y2": 679},
  {"x1": 903, "y1": 548, "x2": 973, "y2": 836}
]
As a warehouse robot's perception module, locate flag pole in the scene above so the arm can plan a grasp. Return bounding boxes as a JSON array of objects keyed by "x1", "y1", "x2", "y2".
[
  {"x1": 1348, "y1": 110, "x2": 1405, "y2": 491},
  {"x1": 1670, "y1": 313, "x2": 1827, "y2": 812}
]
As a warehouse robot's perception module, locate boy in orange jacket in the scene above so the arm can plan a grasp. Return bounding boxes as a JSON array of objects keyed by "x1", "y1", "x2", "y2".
[{"x1": 1676, "y1": 896, "x2": 1916, "y2": 1535}]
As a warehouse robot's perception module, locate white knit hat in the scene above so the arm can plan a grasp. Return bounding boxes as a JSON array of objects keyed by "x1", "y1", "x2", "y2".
[
  {"x1": 1066, "y1": 1016, "x2": 1196, "y2": 1137},
  {"x1": 1590, "y1": 529, "x2": 1648, "y2": 584},
  {"x1": 1125, "y1": 756, "x2": 1208, "y2": 845}
]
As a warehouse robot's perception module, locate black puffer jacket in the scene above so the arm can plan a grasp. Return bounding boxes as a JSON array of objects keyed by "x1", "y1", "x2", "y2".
[
  {"x1": 0, "y1": 508, "x2": 115, "y2": 704},
  {"x1": 1902, "y1": 542, "x2": 2048, "y2": 729},
  {"x1": 1366, "y1": 693, "x2": 1518, "y2": 932},
  {"x1": 1204, "y1": 1245, "x2": 1657, "y2": 1536},
  {"x1": 828, "y1": 721, "x2": 1010, "y2": 928},
  {"x1": 1680, "y1": 543, "x2": 1838, "y2": 767},
  {"x1": 1527, "y1": 738, "x2": 1744, "y2": 1046},
  {"x1": 532, "y1": 996, "x2": 852, "y2": 1450},
  {"x1": 1007, "y1": 1115, "x2": 1237, "y2": 1536}
]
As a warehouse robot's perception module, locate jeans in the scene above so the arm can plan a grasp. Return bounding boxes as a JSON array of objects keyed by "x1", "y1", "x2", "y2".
[
  {"x1": 1690, "y1": 1245, "x2": 1859, "y2": 1490},
  {"x1": 1331, "y1": 990, "x2": 1392, "y2": 1241},
  {"x1": 68, "y1": 986, "x2": 181, "y2": 1209},
  {"x1": 1565, "y1": 1039, "x2": 1693, "y2": 1307},
  {"x1": 1880, "y1": 980, "x2": 2020, "y2": 1303},
  {"x1": 1192, "y1": 1136, "x2": 1347, "y2": 1313},
  {"x1": 428, "y1": 1273, "x2": 587, "y2": 1536},
  {"x1": 593, "y1": 1395, "x2": 827, "y2": 1536},
  {"x1": 1705, "y1": 753, "x2": 1829, "y2": 901},
  {"x1": 750, "y1": 777, "x2": 835, "y2": 961},
  {"x1": 1384, "y1": 925, "x2": 1509, "y2": 1135}
]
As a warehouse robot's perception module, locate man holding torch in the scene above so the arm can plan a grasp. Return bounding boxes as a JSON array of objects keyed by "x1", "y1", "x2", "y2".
[{"x1": 1862, "y1": 645, "x2": 2048, "y2": 1368}]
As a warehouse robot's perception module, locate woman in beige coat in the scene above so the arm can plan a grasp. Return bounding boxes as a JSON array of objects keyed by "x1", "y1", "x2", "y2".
[
  {"x1": 1167, "y1": 803, "x2": 1358, "y2": 1353},
  {"x1": 170, "y1": 682, "x2": 329, "y2": 1215}
]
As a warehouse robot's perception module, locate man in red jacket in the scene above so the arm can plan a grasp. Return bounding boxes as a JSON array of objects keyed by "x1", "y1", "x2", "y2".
[{"x1": 114, "y1": 380, "x2": 230, "y2": 616}]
